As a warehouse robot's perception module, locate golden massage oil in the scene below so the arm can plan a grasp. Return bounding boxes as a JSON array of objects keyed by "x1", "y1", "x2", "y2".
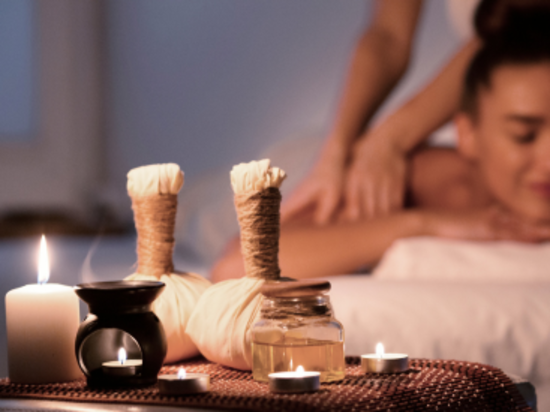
[
  {"x1": 252, "y1": 338, "x2": 345, "y2": 382},
  {"x1": 250, "y1": 280, "x2": 345, "y2": 383}
]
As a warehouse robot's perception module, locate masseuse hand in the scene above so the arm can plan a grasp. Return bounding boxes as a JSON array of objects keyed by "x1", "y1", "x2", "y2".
[
  {"x1": 428, "y1": 206, "x2": 550, "y2": 243},
  {"x1": 281, "y1": 143, "x2": 346, "y2": 225},
  {"x1": 343, "y1": 134, "x2": 407, "y2": 221}
]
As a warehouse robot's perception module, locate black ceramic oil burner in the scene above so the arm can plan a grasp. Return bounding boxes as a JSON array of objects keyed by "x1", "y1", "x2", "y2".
[{"x1": 75, "y1": 281, "x2": 167, "y2": 387}]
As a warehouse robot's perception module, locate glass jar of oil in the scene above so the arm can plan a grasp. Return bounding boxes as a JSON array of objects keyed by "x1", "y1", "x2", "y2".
[{"x1": 250, "y1": 280, "x2": 345, "y2": 383}]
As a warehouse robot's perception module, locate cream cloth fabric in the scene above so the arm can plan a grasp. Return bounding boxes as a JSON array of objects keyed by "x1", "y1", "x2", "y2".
[
  {"x1": 127, "y1": 163, "x2": 184, "y2": 197},
  {"x1": 125, "y1": 163, "x2": 211, "y2": 363},
  {"x1": 188, "y1": 277, "x2": 265, "y2": 369},
  {"x1": 230, "y1": 159, "x2": 286, "y2": 194}
]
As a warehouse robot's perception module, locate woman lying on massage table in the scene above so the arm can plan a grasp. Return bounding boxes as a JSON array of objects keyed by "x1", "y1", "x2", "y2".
[{"x1": 212, "y1": 3, "x2": 550, "y2": 281}]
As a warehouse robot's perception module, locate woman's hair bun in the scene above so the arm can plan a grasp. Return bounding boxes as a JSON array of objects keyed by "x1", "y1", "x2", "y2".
[
  {"x1": 462, "y1": 0, "x2": 550, "y2": 117},
  {"x1": 474, "y1": 0, "x2": 550, "y2": 42}
]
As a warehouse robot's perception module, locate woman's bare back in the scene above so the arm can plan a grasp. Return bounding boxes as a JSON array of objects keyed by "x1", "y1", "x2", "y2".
[{"x1": 408, "y1": 148, "x2": 491, "y2": 211}]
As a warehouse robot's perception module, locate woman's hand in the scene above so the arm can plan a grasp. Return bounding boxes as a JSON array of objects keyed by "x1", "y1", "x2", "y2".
[
  {"x1": 343, "y1": 135, "x2": 407, "y2": 221},
  {"x1": 426, "y1": 206, "x2": 550, "y2": 243},
  {"x1": 281, "y1": 144, "x2": 347, "y2": 225}
]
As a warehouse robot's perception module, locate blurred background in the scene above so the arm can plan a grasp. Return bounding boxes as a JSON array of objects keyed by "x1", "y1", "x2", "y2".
[
  {"x1": 0, "y1": 0, "x2": 465, "y2": 377},
  {"x1": 0, "y1": 0, "x2": 463, "y2": 234}
]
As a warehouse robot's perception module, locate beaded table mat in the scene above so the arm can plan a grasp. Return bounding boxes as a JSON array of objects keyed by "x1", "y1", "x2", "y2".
[{"x1": 0, "y1": 357, "x2": 533, "y2": 412}]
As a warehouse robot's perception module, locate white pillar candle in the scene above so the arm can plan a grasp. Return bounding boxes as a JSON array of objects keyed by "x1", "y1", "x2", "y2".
[{"x1": 5, "y1": 235, "x2": 81, "y2": 384}]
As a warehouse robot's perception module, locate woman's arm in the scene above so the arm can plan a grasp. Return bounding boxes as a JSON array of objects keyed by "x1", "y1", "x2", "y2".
[
  {"x1": 212, "y1": 211, "x2": 426, "y2": 281},
  {"x1": 277, "y1": 212, "x2": 425, "y2": 278},
  {"x1": 211, "y1": 205, "x2": 550, "y2": 282}
]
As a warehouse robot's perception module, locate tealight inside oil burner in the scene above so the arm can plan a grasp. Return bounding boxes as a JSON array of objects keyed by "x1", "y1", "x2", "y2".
[
  {"x1": 102, "y1": 347, "x2": 143, "y2": 377},
  {"x1": 74, "y1": 281, "x2": 167, "y2": 387}
]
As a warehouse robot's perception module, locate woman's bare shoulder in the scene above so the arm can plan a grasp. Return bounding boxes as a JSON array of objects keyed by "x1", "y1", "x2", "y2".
[{"x1": 408, "y1": 147, "x2": 483, "y2": 210}]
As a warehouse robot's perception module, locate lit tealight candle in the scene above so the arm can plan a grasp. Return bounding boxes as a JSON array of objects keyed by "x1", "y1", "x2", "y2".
[
  {"x1": 5, "y1": 235, "x2": 82, "y2": 384},
  {"x1": 361, "y1": 342, "x2": 409, "y2": 373},
  {"x1": 268, "y1": 365, "x2": 321, "y2": 393},
  {"x1": 102, "y1": 348, "x2": 143, "y2": 377},
  {"x1": 158, "y1": 368, "x2": 210, "y2": 395}
]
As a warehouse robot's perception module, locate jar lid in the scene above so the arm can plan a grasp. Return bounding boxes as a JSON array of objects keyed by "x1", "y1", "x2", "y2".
[{"x1": 260, "y1": 280, "x2": 331, "y2": 298}]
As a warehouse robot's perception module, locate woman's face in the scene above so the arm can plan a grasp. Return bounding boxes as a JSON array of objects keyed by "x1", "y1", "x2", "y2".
[{"x1": 461, "y1": 62, "x2": 550, "y2": 222}]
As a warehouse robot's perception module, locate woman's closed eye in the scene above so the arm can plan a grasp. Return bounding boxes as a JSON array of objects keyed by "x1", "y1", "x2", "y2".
[
  {"x1": 505, "y1": 115, "x2": 543, "y2": 144},
  {"x1": 512, "y1": 131, "x2": 537, "y2": 144}
]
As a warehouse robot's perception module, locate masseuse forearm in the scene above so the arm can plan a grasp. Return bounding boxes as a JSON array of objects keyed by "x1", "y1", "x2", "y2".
[
  {"x1": 372, "y1": 39, "x2": 480, "y2": 154},
  {"x1": 328, "y1": 31, "x2": 410, "y2": 151},
  {"x1": 326, "y1": 0, "x2": 423, "y2": 156}
]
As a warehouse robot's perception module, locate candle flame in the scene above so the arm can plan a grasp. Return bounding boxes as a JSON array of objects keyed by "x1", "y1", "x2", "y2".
[
  {"x1": 296, "y1": 365, "x2": 305, "y2": 375},
  {"x1": 38, "y1": 235, "x2": 50, "y2": 285},
  {"x1": 118, "y1": 348, "x2": 127, "y2": 365},
  {"x1": 177, "y1": 368, "x2": 186, "y2": 379},
  {"x1": 376, "y1": 342, "x2": 385, "y2": 359}
]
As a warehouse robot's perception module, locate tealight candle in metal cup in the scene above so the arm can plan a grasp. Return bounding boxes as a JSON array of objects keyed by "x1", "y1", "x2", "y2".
[
  {"x1": 361, "y1": 343, "x2": 409, "y2": 373},
  {"x1": 268, "y1": 365, "x2": 320, "y2": 393},
  {"x1": 102, "y1": 348, "x2": 142, "y2": 377},
  {"x1": 158, "y1": 368, "x2": 210, "y2": 395}
]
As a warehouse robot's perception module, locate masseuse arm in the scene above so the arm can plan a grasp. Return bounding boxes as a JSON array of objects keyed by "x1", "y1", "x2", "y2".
[
  {"x1": 343, "y1": 38, "x2": 481, "y2": 220},
  {"x1": 367, "y1": 38, "x2": 481, "y2": 155},
  {"x1": 282, "y1": 0, "x2": 423, "y2": 224},
  {"x1": 327, "y1": 0, "x2": 423, "y2": 153}
]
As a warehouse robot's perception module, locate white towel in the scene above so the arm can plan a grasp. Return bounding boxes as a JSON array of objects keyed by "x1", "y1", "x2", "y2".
[{"x1": 374, "y1": 236, "x2": 550, "y2": 282}]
